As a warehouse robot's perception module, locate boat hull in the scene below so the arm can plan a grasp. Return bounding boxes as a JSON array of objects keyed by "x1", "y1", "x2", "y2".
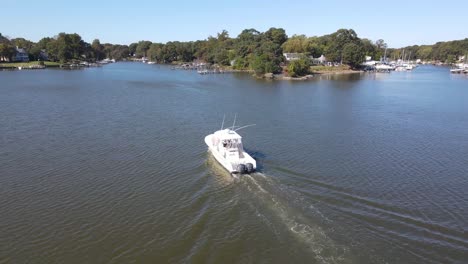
[{"x1": 205, "y1": 134, "x2": 256, "y2": 174}]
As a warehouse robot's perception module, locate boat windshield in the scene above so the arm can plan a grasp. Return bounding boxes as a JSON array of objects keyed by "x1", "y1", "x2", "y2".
[{"x1": 222, "y1": 139, "x2": 242, "y2": 149}]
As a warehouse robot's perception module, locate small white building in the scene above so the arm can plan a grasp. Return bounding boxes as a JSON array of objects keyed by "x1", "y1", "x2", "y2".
[
  {"x1": 283, "y1": 53, "x2": 303, "y2": 61},
  {"x1": 311, "y1": 54, "x2": 327, "y2": 65}
]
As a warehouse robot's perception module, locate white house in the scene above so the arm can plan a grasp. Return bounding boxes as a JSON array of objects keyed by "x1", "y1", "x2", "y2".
[
  {"x1": 14, "y1": 47, "x2": 29, "y2": 62},
  {"x1": 311, "y1": 54, "x2": 327, "y2": 65},
  {"x1": 283, "y1": 53, "x2": 303, "y2": 61}
]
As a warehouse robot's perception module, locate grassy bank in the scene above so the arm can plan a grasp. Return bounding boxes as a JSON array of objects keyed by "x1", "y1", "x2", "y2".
[
  {"x1": 309, "y1": 65, "x2": 363, "y2": 75},
  {"x1": 0, "y1": 61, "x2": 61, "y2": 68},
  {"x1": 309, "y1": 65, "x2": 353, "y2": 73}
]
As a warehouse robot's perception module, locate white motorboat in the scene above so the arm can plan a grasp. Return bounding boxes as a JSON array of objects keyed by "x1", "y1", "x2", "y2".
[
  {"x1": 375, "y1": 63, "x2": 395, "y2": 72},
  {"x1": 205, "y1": 118, "x2": 257, "y2": 174},
  {"x1": 450, "y1": 68, "x2": 463, "y2": 74}
]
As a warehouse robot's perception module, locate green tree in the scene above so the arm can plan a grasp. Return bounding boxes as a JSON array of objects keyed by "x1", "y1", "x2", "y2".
[
  {"x1": 129, "y1": 43, "x2": 138, "y2": 56},
  {"x1": 264, "y1": 27, "x2": 288, "y2": 46},
  {"x1": 110, "y1": 45, "x2": 130, "y2": 60},
  {"x1": 0, "y1": 33, "x2": 10, "y2": 44},
  {"x1": 233, "y1": 57, "x2": 248, "y2": 69},
  {"x1": 446, "y1": 54, "x2": 456, "y2": 63},
  {"x1": 360, "y1": 38, "x2": 378, "y2": 60},
  {"x1": 136, "y1": 41, "x2": 152, "y2": 57},
  {"x1": 28, "y1": 37, "x2": 54, "y2": 60},
  {"x1": 217, "y1": 30, "x2": 229, "y2": 42},
  {"x1": 416, "y1": 46, "x2": 433, "y2": 60},
  {"x1": 0, "y1": 43, "x2": 16, "y2": 61},
  {"x1": 54, "y1": 33, "x2": 71, "y2": 62},
  {"x1": 305, "y1": 37, "x2": 325, "y2": 58},
  {"x1": 49, "y1": 33, "x2": 85, "y2": 62},
  {"x1": 250, "y1": 54, "x2": 281, "y2": 75},
  {"x1": 46, "y1": 39, "x2": 58, "y2": 61},
  {"x1": 147, "y1": 43, "x2": 163, "y2": 62},
  {"x1": 287, "y1": 57, "x2": 311, "y2": 77},
  {"x1": 68, "y1": 33, "x2": 85, "y2": 59},
  {"x1": 375, "y1": 39, "x2": 387, "y2": 50},
  {"x1": 91, "y1": 39, "x2": 104, "y2": 60},
  {"x1": 234, "y1": 29, "x2": 262, "y2": 59},
  {"x1": 11, "y1": 38, "x2": 34, "y2": 50},
  {"x1": 325, "y1": 29, "x2": 359, "y2": 62},
  {"x1": 102, "y1": 43, "x2": 114, "y2": 59},
  {"x1": 342, "y1": 43, "x2": 365, "y2": 68},
  {"x1": 282, "y1": 35, "x2": 309, "y2": 53}
]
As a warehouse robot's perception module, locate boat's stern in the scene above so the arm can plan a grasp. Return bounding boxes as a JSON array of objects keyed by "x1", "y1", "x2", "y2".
[{"x1": 231, "y1": 154, "x2": 256, "y2": 174}]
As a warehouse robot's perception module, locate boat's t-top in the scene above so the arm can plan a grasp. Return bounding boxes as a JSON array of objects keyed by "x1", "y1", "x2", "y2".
[{"x1": 218, "y1": 128, "x2": 244, "y2": 147}]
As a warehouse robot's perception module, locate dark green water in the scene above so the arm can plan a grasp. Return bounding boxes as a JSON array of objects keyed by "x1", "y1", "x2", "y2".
[{"x1": 1, "y1": 63, "x2": 467, "y2": 263}]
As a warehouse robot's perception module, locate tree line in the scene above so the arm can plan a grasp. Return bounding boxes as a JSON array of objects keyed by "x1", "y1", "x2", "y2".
[
  {"x1": 386, "y1": 39, "x2": 468, "y2": 63},
  {"x1": 0, "y1": 33, "x2": 129, "y2": 62},
  {"x1": 2, "y1": 30, "x2": 467, "y2": 74}
]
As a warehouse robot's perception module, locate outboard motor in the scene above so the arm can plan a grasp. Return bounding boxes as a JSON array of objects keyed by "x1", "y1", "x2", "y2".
[
  {"x1": 238, "y1": 164, "x2": 247, "y2": 174},
  {"x1": 246, "y1": 163, "x2": 254, "y2": 173}
]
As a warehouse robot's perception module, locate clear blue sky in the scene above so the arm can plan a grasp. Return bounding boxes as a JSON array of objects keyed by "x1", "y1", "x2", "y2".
[{"x1": 2, "y1": 0, "x2": 467, "y2": 48}]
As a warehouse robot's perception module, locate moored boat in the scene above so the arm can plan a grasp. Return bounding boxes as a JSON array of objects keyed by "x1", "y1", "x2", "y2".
[{"x1": 450, "y1": 68, "x2": 463, "y2": 74}]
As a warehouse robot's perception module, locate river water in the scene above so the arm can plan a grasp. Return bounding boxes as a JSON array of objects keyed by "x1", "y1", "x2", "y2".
[{"x1": 1, "y1": 63, "x2": 467, "y2": 263}]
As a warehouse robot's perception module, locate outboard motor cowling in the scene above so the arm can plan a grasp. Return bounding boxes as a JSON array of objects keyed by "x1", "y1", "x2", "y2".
[
  {"x1": 238, "y1": 164, "x2": 247, "y2": 174},
  {"x1": 246, "y1": 163, "x2": 254, "y2": 173}
]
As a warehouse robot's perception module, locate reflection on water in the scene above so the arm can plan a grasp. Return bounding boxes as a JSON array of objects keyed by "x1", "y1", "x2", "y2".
[{"x1": 1, "y1": 63, "x2": 467, "y2": 263}]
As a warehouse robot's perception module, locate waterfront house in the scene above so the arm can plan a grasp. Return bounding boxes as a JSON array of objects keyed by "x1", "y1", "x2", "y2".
[
  {"x1": 14, "y1": 46, "x2": 29, "y2": 62},
  {"x1": 283, "y1": 53, "x2": 303, "y2": 61},
  {"x1": 312, "y1": 54, "x2": 327, "y2": 65}
]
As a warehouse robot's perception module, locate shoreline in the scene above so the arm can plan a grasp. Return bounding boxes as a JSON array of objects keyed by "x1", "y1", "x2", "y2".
[
  {"x1": 0, "y1": 61, "x2": 61, "y2": 70},
  {"x1": 265, "y1": 69, "x2": 362, "y2": 81},
  {"x1": 311, "y1": 69, "x2": 363, "y2": 75}
]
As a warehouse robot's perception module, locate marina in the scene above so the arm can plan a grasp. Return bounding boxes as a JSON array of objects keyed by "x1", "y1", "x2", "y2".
[{"x1": 450, "y1": 62, "x2": 468, "y2": 74}]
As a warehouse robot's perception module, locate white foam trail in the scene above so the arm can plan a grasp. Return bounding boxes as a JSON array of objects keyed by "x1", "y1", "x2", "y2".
[
  {"x1": 242, "y1": 173, "x2": 349, "y2": 263},
  {"x1": 244, "y1": 174, "x2": 267, "y2": 193},
  {"x1": 254, "y1": 172, "x2": 268, "y2": 179}
]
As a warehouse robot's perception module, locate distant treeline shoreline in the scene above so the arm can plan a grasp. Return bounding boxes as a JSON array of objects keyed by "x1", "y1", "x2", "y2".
[{"x1": 1, "y1": 29, "x2": 467, "y2": 76}]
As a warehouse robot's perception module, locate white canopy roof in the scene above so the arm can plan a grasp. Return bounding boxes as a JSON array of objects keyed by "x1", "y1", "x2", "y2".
[{"x1": 214, "y1": 129, "x2": 242, "y2": 140}]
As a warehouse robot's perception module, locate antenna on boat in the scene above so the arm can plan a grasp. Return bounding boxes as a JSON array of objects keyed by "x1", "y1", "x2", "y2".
[
  {"x1": 231, "y1": 113, "x2": 237, "y2": 130},
  {"x1": 234, "y1": 124, "x2": 256, "y2": 131},
  {"x1": 220, "y1": 114, "x2": 225, "y2": 130}
]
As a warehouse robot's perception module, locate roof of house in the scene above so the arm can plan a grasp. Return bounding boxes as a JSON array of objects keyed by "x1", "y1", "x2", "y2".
[
  {"x1": 283, "y1": 53, "x2": 303, "y2": 57},
  {"x1": 15, "y1": 47, "x2": 27, "y2": 53}
]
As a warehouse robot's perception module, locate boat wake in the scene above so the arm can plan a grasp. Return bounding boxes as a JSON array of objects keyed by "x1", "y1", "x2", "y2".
[
  {"x1": 205, "y1": 151, "x2": 350, "y2": 262},
  {"x1": 240, "y1": 173, "x2": 351, "y2": 263}
]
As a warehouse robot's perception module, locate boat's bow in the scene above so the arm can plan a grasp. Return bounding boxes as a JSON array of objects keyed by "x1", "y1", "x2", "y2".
[{"x1": 204, "y1": 134, "x2": 214, "y2": 148}]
